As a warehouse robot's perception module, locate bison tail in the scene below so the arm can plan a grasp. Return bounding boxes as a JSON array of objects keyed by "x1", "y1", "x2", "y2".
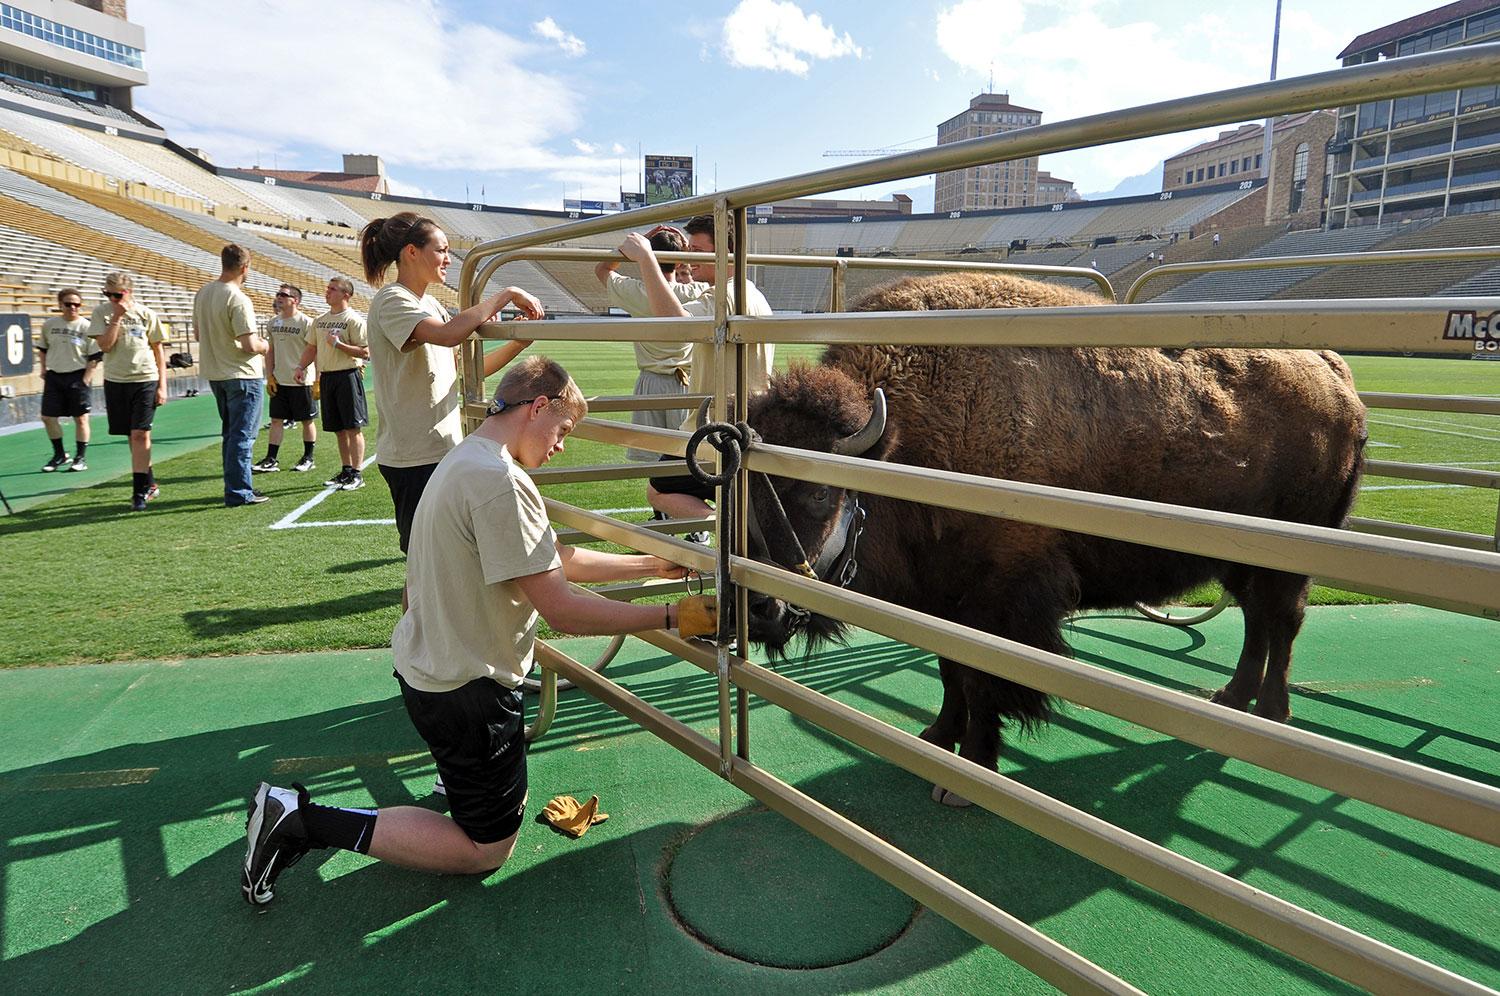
[
  {"x1": 1328, "y1": 430, "x2": 1367, "y2": 529},
  {"x1": 1003, "y1": 685, "x2": 1054, "y2": 735}
]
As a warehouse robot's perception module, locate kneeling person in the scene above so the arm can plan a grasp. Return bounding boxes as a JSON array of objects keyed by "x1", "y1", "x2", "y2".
[
  {"x1": 254, "y1": 284, "x2": 318, "y2": 473},
  {"x1": 242, "y1": 356, "x2": 715, "y2": 905}
]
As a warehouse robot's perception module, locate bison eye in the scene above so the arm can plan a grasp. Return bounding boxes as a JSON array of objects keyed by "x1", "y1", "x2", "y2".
[{"x1": 811, "y1": 487, "x2": 830, "y2": 504}]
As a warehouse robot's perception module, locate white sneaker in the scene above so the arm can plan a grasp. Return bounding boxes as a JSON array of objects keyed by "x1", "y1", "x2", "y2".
[{"x1": 433, "y1": 775, "x2": 446, "y2": 796}]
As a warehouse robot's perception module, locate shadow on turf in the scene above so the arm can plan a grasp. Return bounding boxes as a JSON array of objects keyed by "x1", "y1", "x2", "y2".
[
  {"x1": 326, "y1": 558, "x2": 403, "y2": 575},
  {"x1": 181, "y1": 587, "x2": 403, "y2": 638}
]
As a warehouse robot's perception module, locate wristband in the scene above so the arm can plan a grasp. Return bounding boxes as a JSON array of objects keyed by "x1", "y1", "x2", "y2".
[{"x1": 665, "y1": 605, "x2": 671, "y2": 630}]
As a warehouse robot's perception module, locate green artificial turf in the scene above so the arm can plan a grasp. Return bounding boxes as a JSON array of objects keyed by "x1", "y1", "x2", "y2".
[
  {"x1": 0, "y1": 609, "x2": 1494, "y2": 994},
  {"x1": 0, "y1": 352, "x2": 1493, "y2": 667}
]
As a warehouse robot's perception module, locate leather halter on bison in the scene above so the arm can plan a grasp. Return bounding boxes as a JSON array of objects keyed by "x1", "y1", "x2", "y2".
[{"x1": 743, "y1": 272, "x2": 1367, "y2": 805}]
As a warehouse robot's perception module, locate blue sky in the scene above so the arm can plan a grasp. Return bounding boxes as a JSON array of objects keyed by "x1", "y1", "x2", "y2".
[{"x1": 130, "y1": 0, "x2": 1432, "y2": 212}]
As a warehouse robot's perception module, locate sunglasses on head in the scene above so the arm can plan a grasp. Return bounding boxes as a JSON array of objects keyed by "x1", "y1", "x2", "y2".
[{"x1": 103, "y1": 291, "x2": 124, "y2": 300}]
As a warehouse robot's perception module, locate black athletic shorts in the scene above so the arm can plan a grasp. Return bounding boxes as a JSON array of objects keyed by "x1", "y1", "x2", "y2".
[
  {"x1": 104, "y1": 380, "x2": 157, "y2": 435},
  {"x1": 649, "y1": 454, "x2": 714, "y2": 502},
  {"x1": 396, "y1": 672, "x2": 528, "y2": 844},
  {"x1": 268, "y1": 384, "x2": 318, "y2": 422},
  {"x1": 319, "y1": 369, "x2": 368, "y2": 432},
  {"x1": 41, "y1": 369, "x2": 91, "y2": 418},
  {"x1": 379, "y1": 461, "x2": 439, "y2": 553}
]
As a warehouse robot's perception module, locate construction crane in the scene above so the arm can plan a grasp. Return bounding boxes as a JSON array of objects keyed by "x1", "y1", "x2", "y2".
[{"x1": 822, "y1": 148, "x2": 921, "y2": 158}]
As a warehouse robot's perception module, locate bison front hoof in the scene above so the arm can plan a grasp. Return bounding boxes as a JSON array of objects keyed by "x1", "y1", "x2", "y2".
[
  {"x1": 931, "y1": 784, "x2": 973, "y2": 808},
  {"x1": 1252, "y1": 700, "x2": 1291, "y2": 723},
  {"x1": 1209, "y1": 687, "x2": 1252, "y2": 712}
]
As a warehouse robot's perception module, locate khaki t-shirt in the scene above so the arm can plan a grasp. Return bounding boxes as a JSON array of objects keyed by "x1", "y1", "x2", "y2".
[
  {"x1": 194, "y1": 280, "x2": 261, "y2": 382},
  {"x1": 267, "y1": 312, "x2": 316, "y2": 385},
  {"x1": 604, "y1": 271, "x2": 702, "y2": 374},
  {"x1": 88, "y1": 302, "x2": 166, "y2": 383},
  {"x1": 393, "y1": 435, "x2": 562, "y2": 693},
  {"x1": 368, "y1": 282, "x2": 461, "y2": 468},
  {"x1": 38, "y1": 316, "x2": 93, "y2": 373},
  {"x1": 310, "y1": 308, "x2": 367, "y2": 373},
  {"x1": 684, "y1": 279, "x2": 776, "y2": 397}
]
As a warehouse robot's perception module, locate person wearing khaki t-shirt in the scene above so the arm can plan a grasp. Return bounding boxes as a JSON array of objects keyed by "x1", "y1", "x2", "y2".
[
  {"x1": 195, "y1": 244, "x2": 272, "y2": 508},
  {"x1": 89, "y1": 272, "x2": 168, "y2": 511},
  {"x1": 295, "y1": 276, "x2": 370, "y2": 490},
  {"x1": 253, "y1": 284, "x2": 319, "y2": 474},
  {"x1": 595, "y1": 226, "x2": 703, "y2": 462},
  {"x1": 37, "y1": 288, "x2": 100, "y2": 472},
  {"x1": 357, "y1": 211, "x2": 541, "y2": 558},
  {"x1": 239, "y1": 356, "x2": 716, "y2": 907},
  {"x1": 613, "y1": 216, "x2": 776, "y2": 531}
]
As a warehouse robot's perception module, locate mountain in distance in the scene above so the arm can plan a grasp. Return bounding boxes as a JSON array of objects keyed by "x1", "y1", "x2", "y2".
[{"x1": 1081, "y1": 161, "x2": 1164, "y2": 200}]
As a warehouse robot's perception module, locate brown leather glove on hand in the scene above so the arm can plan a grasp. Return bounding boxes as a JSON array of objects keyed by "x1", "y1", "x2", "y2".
[
  {"x1": 674, "y1": 595, "x2": 718, "y2": 639},
  {"x1": 540, "y1": 794, "x2": 608, "y2": 838},
  {"x1": 266, "y1": 374, "x2": 278, "y2": 396}
]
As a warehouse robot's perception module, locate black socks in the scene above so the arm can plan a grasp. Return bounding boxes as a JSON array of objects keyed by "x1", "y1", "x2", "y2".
[
  {"x1": 265, "y1": 443, "x2": 280, "y2": 462},
  {"x1": 131, "y1": 471, "x2": 147, "y2": 497},
  {"x1": 75, "y1": 440, "x2": 88, "y2": 459},
  {"x1": 50, "y1": 437, "x2": 65, "y2": 459},
  {"x1": 302, "y1": 799, "x2": 378, "y2": 854},
  {"x1": 303, "y1": 441, "x2": 315, "y2": 461}
]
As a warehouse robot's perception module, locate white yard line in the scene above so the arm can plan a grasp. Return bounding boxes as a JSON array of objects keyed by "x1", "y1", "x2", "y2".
[
  {"x1": 1360, "y1": 483, "x2": 1464, "y2": 492},
  {"x1": 268, "y1": 455, "x2": 380, "y2": 531},
  {"x1": 1369, "y1": 414, "x2": 1500, "y2": 443}
]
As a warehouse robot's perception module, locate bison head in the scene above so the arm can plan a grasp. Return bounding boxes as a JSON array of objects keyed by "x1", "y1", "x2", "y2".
[{"x1": 741, "y1": 365, "x2": 895, "y2": 655}]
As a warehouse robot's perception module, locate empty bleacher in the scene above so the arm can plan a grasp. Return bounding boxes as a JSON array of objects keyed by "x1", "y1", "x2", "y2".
[
  {"x1": 1276, "y1": 213, "x2": 1500, "y2": 299},
  {"x1": 1154, "y1": 225, "x2": 1399, "y2": 302},
  {"x1": 0, "y1": 221, "x2": 197, "y2": 325},
  {"x1": 0, "y1": 115, "x2": 200, "y2": 199}
]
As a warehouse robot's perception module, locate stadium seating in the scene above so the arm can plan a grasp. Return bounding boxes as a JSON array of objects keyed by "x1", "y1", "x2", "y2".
[
  {"x1": 0, "y1": 221, "x2": 197, "y2": 323},
  {"x1": 1279, "y1": 213, "x2": 1500, "y2": 299},
  {"x1": 1154, "y1": 224, "x2": 1400, "y2": 302},
  {"x1": 81, "y1": 129, "x2": 282, "y2": 212},
  {"x1": 0, "y1": 115, "x2": 199, "y2": 199}
]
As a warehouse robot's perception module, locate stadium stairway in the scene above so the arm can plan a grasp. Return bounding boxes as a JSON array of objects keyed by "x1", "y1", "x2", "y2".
[{"x1": 1276, "y1": 213, "x2": 1500, "y2": 299}]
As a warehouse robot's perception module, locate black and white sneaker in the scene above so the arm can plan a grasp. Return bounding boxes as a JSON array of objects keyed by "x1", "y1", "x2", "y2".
[
  {"x1": 69, "y1": 457, "x2": 88, "y2": 472},
  {"x1": 252, "y1": 458, "x2": 279, "y2": 473},
  {"x1": 242, "y1": 782, "x2": 311, "y2": 906},
  {"x1": 244, "y1": 491, "x2": 272, "y2": 505},
  {"x1": 339, "y1": 472, "x2": 365, "y2": 492},
  {"x1": 433, "y1": 775, "x2": 446, "y2": 797},
  {"x1": 291, "y1": 456, "x2": 315, "y2": 473},
  {"x1": 324, "y1": 468, "x2": 351, "y2": 487},
  {"x1": 684, "y1": 530, "x2": 712, "y2": 545},
  {"x1": 41, "y1": 454, "x2": 71, "y2": 472}
]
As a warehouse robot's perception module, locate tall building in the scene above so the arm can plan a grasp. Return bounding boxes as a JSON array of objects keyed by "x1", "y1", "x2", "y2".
[
  {"x1": 1034, "y1": 170, "x2": 1077, "y2": 205},
  {"x1": 1328, "y1": 1, "x2": 1500, "y2": 228},
  {"x1": 1163, "y1": 111, "x2": 1335, "y2": 230},
  {"x1": 934, "y1": 93, "x2": 1042, "y2": 213},
  {"x1": 0, "y1": 1, "x2": 147, "y2": 115}
]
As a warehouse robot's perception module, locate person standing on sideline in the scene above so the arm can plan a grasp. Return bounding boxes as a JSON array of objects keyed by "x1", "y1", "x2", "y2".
[
  {"x1": 88, "y1": 272, "x2": 167, "y2": 511},
  {"x1": 254, "y1": 284, "x2": 318, "y2": 474},
  {"x1": 241, "y1": 357, "x2": 716, "y2": 906},
  {"x1": 195, "y1": 244, "x2": 271, "y2": 507},
  {"x1": 296, "y1": 276, "x2": 369, "y2": 490},
  {"x1": 594, "y1": 226, "x2": 701, "y2": 461},
  {"x1": 37, "y1": 288, "x2": 100, "y2": 472},
  {"x1": 360, "y1": 212, "x2": 541, "y2": 557}
]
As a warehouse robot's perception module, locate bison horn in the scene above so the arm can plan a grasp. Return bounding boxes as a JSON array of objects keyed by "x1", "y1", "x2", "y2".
[
  {"x1": 832, "y1": 388, "x2": 887, "y2": 457},
  {"x1": 696, "y1": 396, "x2": 712, "y2": 429}
]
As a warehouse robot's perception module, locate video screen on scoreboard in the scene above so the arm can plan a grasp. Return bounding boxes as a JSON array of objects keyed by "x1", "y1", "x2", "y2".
[{"x1": 645, "y1": 155, "x2": 693, "y2": 205}]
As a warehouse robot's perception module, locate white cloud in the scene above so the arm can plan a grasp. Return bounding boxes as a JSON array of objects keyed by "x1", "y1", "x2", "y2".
[
  {"x1": 572, "y1": 139, "x2": 598, "y2": 154},
  {"x1": 932, "y1": 0, "x2": 1333, "y2": 191},
  {"x1": 385, "y1": 175, "x2": 442, "y2": 200},
  {"x1": 722, "y1": 0, "x2": 861, "y2": 76},
  {"x1": 927, "y1": 69, "x2": 940, "y2": 83},
  {"x1": 533, "y1": 16, "x2": 586, "y2": 57},
  {"x1": 611, "y1": 142, "x2": 628, "y2": 155},
  {"x1": 131, "y1": 0, "x2": 613, "y2": 187}
]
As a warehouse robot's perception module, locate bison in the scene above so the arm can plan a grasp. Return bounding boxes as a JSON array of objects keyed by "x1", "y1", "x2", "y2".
[{"x1": 742, "y1": 272, "x2": 1367, "y2": 805}]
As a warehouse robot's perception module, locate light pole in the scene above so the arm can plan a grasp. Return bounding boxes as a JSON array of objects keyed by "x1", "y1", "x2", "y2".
[{"x1": 1262, "y1": 0, "x2": 1284, "y2": 224}]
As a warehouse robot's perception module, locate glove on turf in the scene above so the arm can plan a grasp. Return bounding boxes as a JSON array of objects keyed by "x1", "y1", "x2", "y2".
[{"x1": 541, "y1": 794, "x2": 608, "y2": 838}]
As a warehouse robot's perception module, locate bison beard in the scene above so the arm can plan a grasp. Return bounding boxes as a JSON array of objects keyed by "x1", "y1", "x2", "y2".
[{"x1": 744, "y1": 272, "x2": 1367, "y2": 804}]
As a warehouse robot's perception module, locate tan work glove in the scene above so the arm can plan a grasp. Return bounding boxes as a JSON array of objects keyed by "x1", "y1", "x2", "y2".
[
  {"x1": 310, "y1": 377, "x2": 320, "y2": 400},
  {"x1": 266, "y1": 374, "x2": 278, "y2": 395},
  {"x1": 540, "y1": 794, "x2": 608, "y2": 838},
  {"x1": 674, "y1": 595, "x2": 718, "y2": 639}
]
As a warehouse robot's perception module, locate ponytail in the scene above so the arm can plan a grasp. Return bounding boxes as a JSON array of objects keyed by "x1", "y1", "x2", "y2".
[{"x1": 359, "y1": 212, "x2": 441, "y2": 287}]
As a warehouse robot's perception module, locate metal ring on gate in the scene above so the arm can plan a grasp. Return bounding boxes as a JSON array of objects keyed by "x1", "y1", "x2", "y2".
[{"x1": 523, "y1": 633, "x2": 626, "y2": 693}]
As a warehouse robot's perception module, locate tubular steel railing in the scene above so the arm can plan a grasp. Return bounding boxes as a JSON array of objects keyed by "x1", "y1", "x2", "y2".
[{"x1": 458, "y1": 46, "x2": 1500, "y2": 996}]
